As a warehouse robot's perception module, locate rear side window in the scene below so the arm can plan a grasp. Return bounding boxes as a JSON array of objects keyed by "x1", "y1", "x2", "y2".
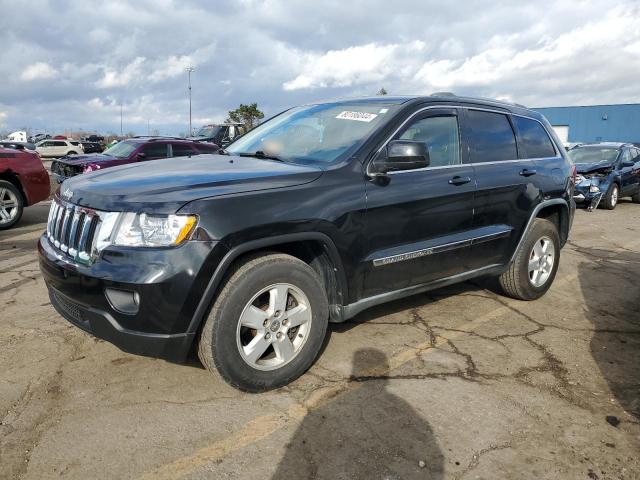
[
  {"x1": 513, "y1": 116, "x2": 556, "y2": 158},
  {"x1": 465, "y1": 110, "x2": 517, "y2": 163},
  {"x1": 141, "y1": 143, "x2": 168, "y2": 159},
  {"x1": 172, "y1": 144, "x2": 197, "y2": 157}
]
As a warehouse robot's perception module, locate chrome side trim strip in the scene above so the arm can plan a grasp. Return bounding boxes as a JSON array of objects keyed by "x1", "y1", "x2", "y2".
[{"x1": 372, "y1": 229, "x2": 512, "y2": 267}]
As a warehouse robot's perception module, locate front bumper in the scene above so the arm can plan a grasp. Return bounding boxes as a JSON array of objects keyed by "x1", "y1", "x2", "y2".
[{"x1": 39, "y1": 234, "x2": 224, "y2": 362}]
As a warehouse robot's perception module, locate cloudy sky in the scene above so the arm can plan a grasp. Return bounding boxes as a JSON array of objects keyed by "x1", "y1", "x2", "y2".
[{"x1": 1, "y1": 0, "x2": 639, "y2": 136}]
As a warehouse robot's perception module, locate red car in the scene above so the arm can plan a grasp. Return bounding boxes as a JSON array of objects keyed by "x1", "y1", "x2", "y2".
[{"x1": 0, "y1": 143, "x2": 50, "y2": 230}]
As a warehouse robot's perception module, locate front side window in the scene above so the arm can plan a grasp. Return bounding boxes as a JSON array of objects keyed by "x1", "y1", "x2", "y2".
[
  {"x1": 398, "y1": 116, "x2": 460, "y2": 167},
  {"x1": 226, "y1": 102, "x2": 397, "y2": 164},
  {"x1": 513, "y1": 116, "x2": 556, "y2": 158},
  {"x1": 465, "y1": 110, "x2": 517, "y2": 163}
]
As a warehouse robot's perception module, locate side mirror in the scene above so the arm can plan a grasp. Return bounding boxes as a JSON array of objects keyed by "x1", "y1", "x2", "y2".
[
  {"x1": 622, "y1": 160, "x2": 635, "y2": 168},
  {"x1": 373, "y1": 140, "x2": 430, "y2": 175}
]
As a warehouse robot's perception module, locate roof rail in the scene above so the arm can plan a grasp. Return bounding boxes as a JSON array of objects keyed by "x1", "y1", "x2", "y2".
[{"x1": 430, "y1": 92, "x2": 456, "y2": 97}]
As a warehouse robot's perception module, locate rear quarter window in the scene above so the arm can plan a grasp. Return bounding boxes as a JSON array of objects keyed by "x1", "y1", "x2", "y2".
[
  {"x1": 513, "y1": 116, "x2": 556, "y2": 158},
  {"x1": 465, "y1": 110, "x2": 517, "y2": 163}
]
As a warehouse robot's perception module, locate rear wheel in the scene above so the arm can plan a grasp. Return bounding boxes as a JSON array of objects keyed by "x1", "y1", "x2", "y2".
[
  {"x1": 602, "y1": 183, "x2": 619, "y2": 210},
  {"x1": 66, "y1": 151, "x2": 77, "y2": 156},
  {"x1": 198, "y1": 253, "x2": 329, "y2": 392},
  {"x1": 499, "y1": 218, "x2": 560, "y2": 300},
  {"x1": 0, "y1": 180, "x2": 24, "y2": 230},
  {"x1": 631, "y1": 191, "x2": 640, "y2": 204}
]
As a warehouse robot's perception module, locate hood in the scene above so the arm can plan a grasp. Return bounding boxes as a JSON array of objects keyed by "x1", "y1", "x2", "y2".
[
  {"x1": 56, "y1": 153, "x2": 116, "y2": 166},
  {"x1": 60, "y1": 154, "x2": 323, "y2": 213},
  {"x1": 575, "y1": 160, "x2": 615, "y2": 174}
]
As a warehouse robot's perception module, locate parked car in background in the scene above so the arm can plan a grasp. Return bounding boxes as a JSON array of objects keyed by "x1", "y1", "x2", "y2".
[
  {"x1": 0, "y1": 140, "x2": 37, "y2": 151},
  {"x1": 36, "y1": 139, "x2": 84, "y2": 158},
  {"x1": 84, "y1": 134, "x2": 105, "y2": 143},
  {"x1": 569, "y1": 142, "x2": 640, "y2": 210},
  {"x1": 0, "y1": 143, "x2": 50, "y2": 230},
  {"x1": 188, "y1": 123, "x2": 245, "y2": 147},
  {"x1": 80, "y1": 141, "x2": 103, "y2": 154},
  {"x1": 50, "y1": 136, "x2": 219, "y2": 182},
  {"x1": 30, "y1": 133, "x2": 51, "y2": 144},
  {"x1": 52, "y1": 135, "x2": 67, "y2": 140},
  {"x1": 39, "y1": 95, "x2": 575, "y2": 391}
]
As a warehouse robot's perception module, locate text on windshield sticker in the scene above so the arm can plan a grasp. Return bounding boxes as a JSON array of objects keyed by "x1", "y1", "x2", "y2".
[{"x1": 335, "y1": 111, "x2": 378, "y2": 122}]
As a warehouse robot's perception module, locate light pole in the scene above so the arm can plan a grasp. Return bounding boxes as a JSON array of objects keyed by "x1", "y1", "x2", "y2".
[
  {"x1": 120, "y1": 103, "x2": 123, "y2": 137},
  {"x1": 186, "y1": 66, "x2": 195, "y2": 136}
]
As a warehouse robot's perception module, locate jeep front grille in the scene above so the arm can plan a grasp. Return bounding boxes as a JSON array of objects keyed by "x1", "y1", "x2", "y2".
[{"x1": 46, "y1": 199, "x2": 100, "y2": 263}]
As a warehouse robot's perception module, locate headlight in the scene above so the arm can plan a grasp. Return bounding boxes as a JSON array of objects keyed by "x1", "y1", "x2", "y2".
[
  {"x1": 112, "y1": 213, "x2": 197, "y2": 247},
  {"x1": 589, "y1": 184, "x2": 600, "y2": 193}
]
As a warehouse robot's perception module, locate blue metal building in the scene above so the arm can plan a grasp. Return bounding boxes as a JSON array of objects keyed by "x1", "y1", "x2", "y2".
[{"x1": 533, "y1": 103, "x2": 640, "y2": 144}]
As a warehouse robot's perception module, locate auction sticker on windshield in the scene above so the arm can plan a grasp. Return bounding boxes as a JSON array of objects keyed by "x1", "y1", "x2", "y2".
[{"x1": 336, "y1": 111, "x2": 378, "y2": 122}]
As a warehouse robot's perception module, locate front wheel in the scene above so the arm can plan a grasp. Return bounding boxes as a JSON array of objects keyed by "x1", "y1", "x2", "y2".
[
  {"x1": 0, "y1": 180, "x2": 24, "y2": 230},
  {"x1": 602, "y1": 183, "x2": 619, "y2": 210},
  {"x1": 198, "y1": 253, "x2": 329, "y2": 392},
  {"x1": 498, "y1": 218, "x2": 560, "y2": 300}
]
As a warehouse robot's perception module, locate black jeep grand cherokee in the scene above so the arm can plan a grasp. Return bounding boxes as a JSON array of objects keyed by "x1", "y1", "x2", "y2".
[{"x1": 39, "y1": 95, "x2": 575, "y2": 392}]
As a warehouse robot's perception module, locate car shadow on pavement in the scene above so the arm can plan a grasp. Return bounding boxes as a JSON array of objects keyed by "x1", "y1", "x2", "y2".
[
  {"x1": 577, "y1": 245, "x2": 640, "y2": 421},
  {"x1": 273, "y1": 348, "x2": 444, "y2": 479}
]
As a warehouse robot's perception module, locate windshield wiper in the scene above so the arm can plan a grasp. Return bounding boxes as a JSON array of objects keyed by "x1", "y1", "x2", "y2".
[{"x1": 237, "y1": 151, "x2": 284, "y2": 162}]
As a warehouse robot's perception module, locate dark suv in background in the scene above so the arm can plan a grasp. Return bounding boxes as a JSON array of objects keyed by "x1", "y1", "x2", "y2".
[
  {"x1": 50, "y1": 136, "x2": 219, "y2": 182},
  {"x1": 569, "y1": 142, "x2": 640, "y2": 210},
  {"x1": 39, "y1": 95, "x2": 574, "y2": 392}
]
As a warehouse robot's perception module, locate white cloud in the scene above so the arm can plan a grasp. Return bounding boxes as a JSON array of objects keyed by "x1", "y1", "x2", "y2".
[
  {"x1": 95, "y1": 57, "x2": 146, "y2": 88},
  {"x1": 0, "y1": 111, "x2": 6, "y2": 128},
  {"x1": 283, "y1": 41, "x2": 426, "y2": 90},
  {"x1": 20, "y1": 62, "x2": 58, "y2": 81}
]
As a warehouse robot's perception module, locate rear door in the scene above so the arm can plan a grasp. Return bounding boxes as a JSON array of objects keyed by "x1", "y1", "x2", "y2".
[
  {"x1": 362, "y1": 107, "x2": 476, "y2": 297},
  {"x1": 461, "y1": 108, "x2": 539, "y2": 270}
]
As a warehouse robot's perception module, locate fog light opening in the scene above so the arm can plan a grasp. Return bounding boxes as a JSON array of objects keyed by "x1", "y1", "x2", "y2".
[{"x1": 105, "y1": 288, "x2": 140, "y2": 315}]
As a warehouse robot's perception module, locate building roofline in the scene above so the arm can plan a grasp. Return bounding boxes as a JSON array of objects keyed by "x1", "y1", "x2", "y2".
[{"x1": 533, "y1": 102, "x2": 640, "y2": 109}]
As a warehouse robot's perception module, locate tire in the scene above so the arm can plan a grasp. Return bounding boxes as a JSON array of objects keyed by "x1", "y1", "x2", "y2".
[
  {"x1": 631, "y1": 191, "x2": 640, "y2": 204},
  {"x1": 67, "y1": 151, "x2": 77, "y2": 156},
  {"x1": 198, "y1": 253, "x2": 329, "y2": 392},
  {"x1": 498, "y1": 218, "x2": 560, "y2": 300},
  {"x1": 602, "y1": 183, "x2": 619, "y2": 210},
  {"x1": 0, "y1": 180, "x2": 24, "y2": 230}
]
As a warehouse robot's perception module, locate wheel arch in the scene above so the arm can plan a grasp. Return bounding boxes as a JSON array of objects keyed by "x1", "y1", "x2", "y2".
[
  {"x1": 509, "y1": 199, "x2": 570, "y2": 264},
  {"x1": 187, "y1": 232, "x2": 348, "y2": 335},
  {"x1": 0, "y1": 169, "x2": 27, "y2": 205}
]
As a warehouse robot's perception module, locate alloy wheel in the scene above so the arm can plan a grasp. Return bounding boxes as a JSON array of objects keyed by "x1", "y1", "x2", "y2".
[
  {"x1": 0, "y1": 187, "x2": 19, "y2": 225},
  {"x1": 528, "y1": 236, "x2": 555, "y2": 287},
  {"x1": 236, "y1": 283, "x2": 312, "y2": 371}
]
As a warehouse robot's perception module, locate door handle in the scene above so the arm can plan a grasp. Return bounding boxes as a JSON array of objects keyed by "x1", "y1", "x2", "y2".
[
  {"x1": 448, "y1": 176, "x2": 472, "y2": 185},
  {"x1": 519, "y1": 168, "x2": 537, "y2": 177}
]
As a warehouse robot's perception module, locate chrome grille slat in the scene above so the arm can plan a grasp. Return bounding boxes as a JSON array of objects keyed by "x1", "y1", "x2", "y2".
[{"x1": 46, "y1": 199, "x2": 102, "y2": 264}]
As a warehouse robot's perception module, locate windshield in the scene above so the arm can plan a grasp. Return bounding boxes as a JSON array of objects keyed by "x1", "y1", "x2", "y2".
[
  {"x1": 103, "y1": 140, "x2": 137, "y2": 159},
  {"x1": 195, "y1": 126, "x2": 222, "y2": 138},
  {"x1": 225, "y1": 103, "x2": 397, "y2": 164},
  {"x1": 568, "y1": 147, "x2": 619, "y2": 164}
]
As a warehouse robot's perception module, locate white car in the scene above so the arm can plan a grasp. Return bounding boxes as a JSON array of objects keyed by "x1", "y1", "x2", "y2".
[{"x1": 36, "y1": 139, "x2": 84, "y2": 158}]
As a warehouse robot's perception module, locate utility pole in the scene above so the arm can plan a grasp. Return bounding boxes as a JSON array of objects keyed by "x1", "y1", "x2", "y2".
[{"x1": 186, "y1": 66, "x2": 195, "y2": 136}]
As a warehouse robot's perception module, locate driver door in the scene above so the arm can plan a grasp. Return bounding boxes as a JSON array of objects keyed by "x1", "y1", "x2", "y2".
[{"x1": 362, "y1": 108, "x2": 476, "y2": 297}]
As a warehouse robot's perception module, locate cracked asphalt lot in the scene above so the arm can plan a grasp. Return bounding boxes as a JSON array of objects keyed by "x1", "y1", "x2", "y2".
[{"x1": 1, "y1": 202, "x2": 639, "y2": 480}]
